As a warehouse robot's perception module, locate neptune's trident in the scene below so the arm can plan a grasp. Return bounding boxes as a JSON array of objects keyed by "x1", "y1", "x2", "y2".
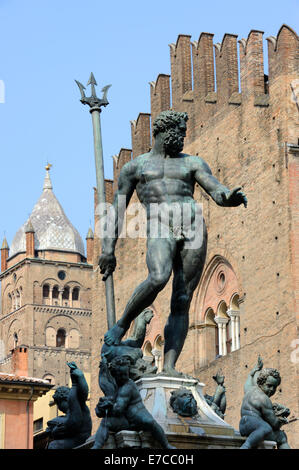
[{"x1": 75, "y1": 73, "x2": 115, "y2": 329}]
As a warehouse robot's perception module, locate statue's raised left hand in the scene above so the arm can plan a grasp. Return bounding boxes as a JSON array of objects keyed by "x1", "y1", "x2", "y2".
[{"x1": 221, "y1": 187, "x2": 247, "y2": 208}]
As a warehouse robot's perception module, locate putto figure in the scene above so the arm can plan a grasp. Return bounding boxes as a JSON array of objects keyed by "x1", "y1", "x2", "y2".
[
  {"x1": 100, "y1": 110, "x2": 247, "y2": 376},
  {"x1": 46, "y1": 362, "x2": 92, "y2": 449},
  {"x1": 101, "y1": 308, "x2": 157, "y2": 380},
  {"x1": 239, "y1": 356, "x2": 290, "y2": 449},
  {"x1": 92, "y1": 355, "x2": 174, "y2": 449},
  {"x1": 204, "y1": 370, "x2": 226, "y2": 419}
]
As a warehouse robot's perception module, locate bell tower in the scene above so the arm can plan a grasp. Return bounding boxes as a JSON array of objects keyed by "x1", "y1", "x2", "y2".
[{"x1": 0, "y1": 167, "x2": 94, "y2": 441}]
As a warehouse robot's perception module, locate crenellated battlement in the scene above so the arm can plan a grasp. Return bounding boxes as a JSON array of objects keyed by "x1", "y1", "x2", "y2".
[
  {"x1": 112, "y1": 148, "x2": 132, "y2": 192},
  {"x1": 109, "y1": 24, "x2": 298, "y2": 190},
  {"x1": 149, "y1": 74, "x2": 171, "y2": 129},
  {"x1": 239, "y1": 30, "x2": 265, "y2": 94},
  {"x1": 266, "y1": 25, "x2": 298, "y2": 83},
  {"x1": 192, "y1": 33, "x2": 215, "y2": 101},
  {"x1": 130, "y1": 112, "x2": 151, "y2": 159},
  {"x1": 214, "y1": 33, "x2": 239, "y2": 106},
  {"x1": 169, "y1": 35, "x2": 193, "y2": 110}
]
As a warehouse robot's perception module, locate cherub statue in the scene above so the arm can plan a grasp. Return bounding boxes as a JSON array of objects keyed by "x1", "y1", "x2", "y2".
[
  {"x1": 92, "y1": 355, "x2": 175, "y2": 449},
  {"x1": 101, "y1": 308, "x2": 157, "y2": 380},
  {"x1": 204, "y1": 370, "x2": 226, "y2": 419},
  {"x1": 239, "y1": 356, "x2": 290, "y2": 449},
  {"x1": 46, "y1": 362, "x2": 92, "y2": 449}
]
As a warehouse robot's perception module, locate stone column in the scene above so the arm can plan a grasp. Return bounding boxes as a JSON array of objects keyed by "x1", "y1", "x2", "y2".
[
  {"x1": 69, "y1": 288, "x2": 73, "y2": 308},
  {"x1": 227, "y1": 309, "x2": 240, "y2": 352},
  {"x1": 49, "y1": 286, "x2": 53, "y2": 306},
  {"x1": 215, "y1": 316, "x2": 229, "y2": 356},
  {"x1": 58, "y1": 288, "x2": 64, "y2": 307},
  {"x1": 152, "y1": 348, "x2": 162, "y2": 372}
]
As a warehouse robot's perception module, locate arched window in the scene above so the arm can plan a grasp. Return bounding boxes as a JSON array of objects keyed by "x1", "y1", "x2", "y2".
[
  {"x1": 152, "y1": 335, "x2": 163, "y2": 372},
  {"x1": 143, "y1": 341, "x2": 154, "y2": 364},
  {"x1": 43, "y1": 284, "x2": 50, "y2": 298},
  {"x1": 215, "y1": 302, "x2": 230, "y2": 357},
  {"x1": 13, "y1": 332, "x2": 18, "y2": 349},
  {"x1": 8, "y1": 293, "x2": 12, "y2": 312},
  {"x1": 72, "y1": 287, "x2": 79, "y2": 301},
  {"x1": 56, "y1": 328, "x2": 66, "y2": 348},
  {"x1": 227, "y1": 293, "x2": 241, "y2": 351},
  {"x1": 62, "y1": 287, "x2": 70, "y2": 300},
  {"x1": 205, "y1": 308, "x2": 218, "y2": 360},
  {"x1": 226, "y1": 321, "x2": 232, "y2": 354},
  {"x1": 52, "y1": 285, "x2": 59, "y2": 305}
]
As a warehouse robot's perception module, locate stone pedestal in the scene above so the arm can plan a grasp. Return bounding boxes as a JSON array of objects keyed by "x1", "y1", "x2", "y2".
[{"x1": 76, "y1": 375, "x2": 276, "y2": 449}]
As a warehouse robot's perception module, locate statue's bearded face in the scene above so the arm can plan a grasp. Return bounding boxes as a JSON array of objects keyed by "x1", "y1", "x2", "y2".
[
  {"x1": 171, "y1": 391, "x2": 198, "y2": 417},
  {"x1": 163, "y1": 119, "x2": 186, "y2": 156},
  {"x1": 179, "y1": 393, "x2": 198, "y2": 416}
]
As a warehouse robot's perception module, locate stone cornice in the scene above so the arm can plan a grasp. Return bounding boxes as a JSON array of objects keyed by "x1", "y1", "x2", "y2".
[
  {"x1": 0, "y1": 304, "x2": 92, "y2": 322},
  {"x1": 33, "y1": 305, "x2": 92, "y2": 317},
  {"x1": 30, "y1": 345, "x2": 91, "y2": 356},
  {"x1": 0, "y1": 257, "x2": 93, "y2": 280}
]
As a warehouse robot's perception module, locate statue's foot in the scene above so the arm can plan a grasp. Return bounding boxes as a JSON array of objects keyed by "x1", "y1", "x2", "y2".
[
  {"x1": 104, "y1": 324, "x2": 125, "y2": 346},
  {"x1": 160, "y1": 366, "x2": 184, "y2": 378}
]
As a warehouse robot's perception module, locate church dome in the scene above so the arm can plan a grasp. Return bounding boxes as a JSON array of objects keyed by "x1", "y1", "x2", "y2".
[{"x1": 9, "y1": 168, "x2": 85, "y2": 258}]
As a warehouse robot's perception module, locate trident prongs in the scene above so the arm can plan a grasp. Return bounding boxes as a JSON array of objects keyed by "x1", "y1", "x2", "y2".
[{"x1": 75, "y1": 73, "x2": 111, "y2": 111}]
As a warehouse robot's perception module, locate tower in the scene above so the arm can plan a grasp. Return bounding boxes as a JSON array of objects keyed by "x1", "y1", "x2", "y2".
[{"x1": 0, "y1": 166, "x2": 94, "y2": 439}]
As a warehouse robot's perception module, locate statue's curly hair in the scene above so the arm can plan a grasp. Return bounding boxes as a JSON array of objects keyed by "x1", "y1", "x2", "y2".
[
  {"x1": 109, "y1": 356, "x2": 131, "y2": 375},
  {"x1": 153, "y1": 110, "x2": 188, "y2": 137},
  {"x1": 257, "y1": 368, "x2": 281, "y2": 387},
  {"x1": 53, "y1": 386, "x2": 70, "y2": 402}
]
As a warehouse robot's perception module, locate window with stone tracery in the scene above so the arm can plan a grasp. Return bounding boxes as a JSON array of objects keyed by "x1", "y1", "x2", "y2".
[{"x1": 194, "y1": 256, "x2": 242, "y2": 368}]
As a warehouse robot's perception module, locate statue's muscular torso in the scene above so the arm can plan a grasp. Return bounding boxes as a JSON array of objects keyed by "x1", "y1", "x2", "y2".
[
  {"x1": 134, "y1": 152, "x2": 201, "y2": 204},
  {"x1": 127, "y1": 152, "x2": 208, "y2": 233}
]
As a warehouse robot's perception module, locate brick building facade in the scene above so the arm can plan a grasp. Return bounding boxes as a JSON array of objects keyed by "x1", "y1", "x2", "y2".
[{"x1": 91, "y1": 24, "x2": 299, "y2": 447}]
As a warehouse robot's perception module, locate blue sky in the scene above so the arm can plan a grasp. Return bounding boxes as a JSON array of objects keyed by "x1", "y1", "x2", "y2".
[{"x1": 0, "y1": 0, "x2": 298, "y2": 252}]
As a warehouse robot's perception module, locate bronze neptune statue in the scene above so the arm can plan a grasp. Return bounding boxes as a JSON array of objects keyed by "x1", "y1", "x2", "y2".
[{"x1": 99, "y1": 110, "x2": 247, "y2": 376}]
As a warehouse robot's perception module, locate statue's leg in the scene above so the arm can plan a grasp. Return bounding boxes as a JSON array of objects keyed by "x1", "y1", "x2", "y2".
[
  {"x1": 135, "y1": 413, "x2": 175, "y2": 449},
  {"x1": 91, "y1": 419, "x2": 110, "y2": 449},
  {"x1": 47, "y1": 438, "x2": 75, "y2": 449},
  {"x1": 274, "y1": 430, "x2": 291, "y2": 449},
  {"x1": 105, "y1": 237, "x2": 176, "y2": 345},
  {"x1": 163, "y1": 228, "x2": 207, "y2": 373},
  {"x1": 239, "y1": 416, "x2": 272, "y2": 449}
]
